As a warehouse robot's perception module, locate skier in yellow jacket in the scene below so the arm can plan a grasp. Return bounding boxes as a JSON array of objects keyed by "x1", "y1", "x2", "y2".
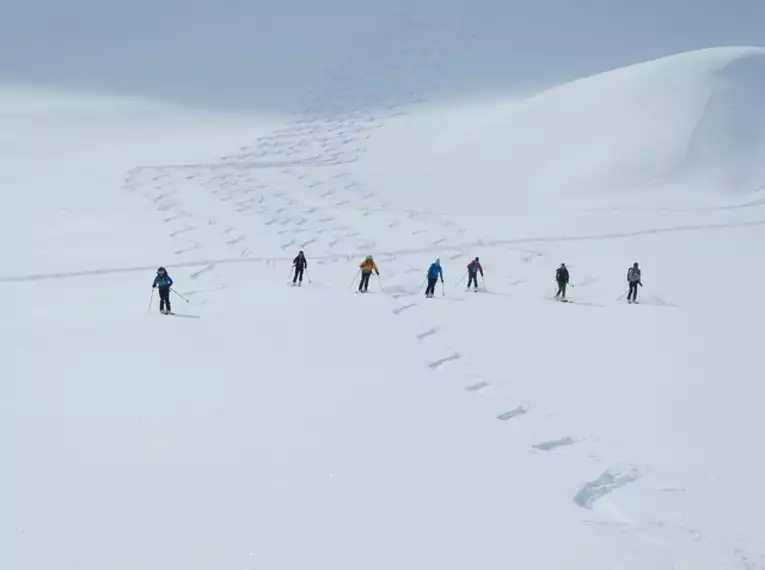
[{"x1": 358, "y1": 255, "x2": 379, "y2": 293}]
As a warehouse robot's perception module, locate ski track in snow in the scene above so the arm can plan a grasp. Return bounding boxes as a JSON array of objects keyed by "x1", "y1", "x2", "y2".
[
  {"x1": 126, "y1": 167, "x2": 671, "y2": 564},
  {"x1": 26, "y1": 97, "x2": 657, "y2": 535},
  {"x1": 33, "y1": 43, "x2": 761, "y2": 568},
  {"x1": 54, "y1": 125, "x2": 670, "y2": 563}
]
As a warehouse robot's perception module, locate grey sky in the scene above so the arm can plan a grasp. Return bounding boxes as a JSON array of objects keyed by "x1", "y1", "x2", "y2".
[{"x1": 1, "y1": 0, "x2": 763, "y2": 111}]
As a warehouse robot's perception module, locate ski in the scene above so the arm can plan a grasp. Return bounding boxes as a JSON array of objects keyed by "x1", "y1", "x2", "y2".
[{"x1": 154, "y1": 312, "x2": 200, "y2": 319}]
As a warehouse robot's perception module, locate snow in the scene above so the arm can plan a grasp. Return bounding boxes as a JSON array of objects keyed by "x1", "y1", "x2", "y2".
[
  {"x1": 3, "y1": 40, "x2": 765, "y2": 570},
  {"x1": 361, "y1": 47, "x2": 765, "y2": 212}
]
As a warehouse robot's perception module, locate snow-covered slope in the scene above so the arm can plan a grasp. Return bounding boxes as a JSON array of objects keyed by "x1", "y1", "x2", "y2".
[
  {"x1": 362, "y1": 47, "x2": 765, "y2": 212},
  {"x1": 3, "y1": 46, "x2": 765, "y2": 569}
]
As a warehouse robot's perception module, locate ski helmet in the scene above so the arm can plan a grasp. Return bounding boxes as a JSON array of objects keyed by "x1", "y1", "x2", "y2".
[{"x1": 158, "y1": 266, "x2": 166, "y2": 273}]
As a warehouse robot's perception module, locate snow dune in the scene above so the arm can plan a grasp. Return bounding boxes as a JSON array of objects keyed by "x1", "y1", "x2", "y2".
[
  {"x1": 365, "y1": 47, "x2": 765, "y2": 212},
  {"x1": 3, "y1": 46, "x2": 765, "y2": 569}
]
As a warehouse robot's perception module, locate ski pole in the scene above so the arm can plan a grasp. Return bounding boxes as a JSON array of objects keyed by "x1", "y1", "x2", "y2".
[
  {"x1": 348, "y1": 269, "x2": 360, "y2": 290},
  {"x1": 171, "y1": 288, "x2": 190, "y2": 303},
  {"x1": 441, "y1": 281, "x2": 446, "y2": 296},
  {"x1": 418, "y1": 276, "x2": 427, "y2": 291},
  {"x1": 305, "y1": 270, "x2": 312, "y2": 285},
  {"x1": 377, "y1": 273, "x2": 384, "y2": 292},
  {"x1": 453, "y1": 270, "x2": 467, "y2": 288},
  {"x1": 147, "y1": 289, "x2": 155, "y2": 313}
]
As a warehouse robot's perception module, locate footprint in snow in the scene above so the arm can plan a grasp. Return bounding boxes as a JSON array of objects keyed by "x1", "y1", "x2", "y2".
[
  {"x1": 496, "y1": 406, "x2": 527, "y2": 421},
  {"x1": 392, "y1": 303, "x2": 417, "y2": 316},
  {"x1": 532, "y1": 437, "x2": 576, "y2": 451},
  {"x1": 174, "y1": 243, "x2": 201, "y2": 255},
  {"x1": 190, "y1": 265, "x2": 215, "y2": 279},
  {"x1": 428, "y1": 353, "x2": 462, "y2": 369},
  {"x1": 416, "y1": 327, "x2": 438, "y2": 340}
]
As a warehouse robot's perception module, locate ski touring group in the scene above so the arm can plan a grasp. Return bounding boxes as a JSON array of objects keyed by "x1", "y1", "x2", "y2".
[{"x1": 148, "y1": 253, "x2": 645, "y2": 315}]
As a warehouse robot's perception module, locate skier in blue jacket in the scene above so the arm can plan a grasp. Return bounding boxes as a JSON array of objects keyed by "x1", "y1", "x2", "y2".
[
  {"x1": 152, "y1": 267, "x2": 174, "y2": 314},
  {"x1": 425, "y1": 258, "x2": 444, "y2": 298}
]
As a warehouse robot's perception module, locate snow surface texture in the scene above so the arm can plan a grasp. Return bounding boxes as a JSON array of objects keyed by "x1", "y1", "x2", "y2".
[{"x1": 3, "y1": 45, "x2": 765, "y2": 569}]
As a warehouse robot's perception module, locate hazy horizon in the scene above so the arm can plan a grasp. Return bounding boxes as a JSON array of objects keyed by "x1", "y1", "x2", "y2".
[{"x1": 2, "y1": 0, "x2": 764, "y2": 111}]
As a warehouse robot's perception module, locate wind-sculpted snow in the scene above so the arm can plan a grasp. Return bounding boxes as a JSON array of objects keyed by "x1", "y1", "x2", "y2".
[
  {"x1": 3, "y1": 46, "x2": 765, "y2": 570},
  {"x1": 362, "y1": 47, "x2": 765, "y2": 211}
]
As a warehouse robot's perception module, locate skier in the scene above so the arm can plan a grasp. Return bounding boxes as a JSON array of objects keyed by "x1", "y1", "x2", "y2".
[
  {"x1": 626, "y1": 262, "x2": 642, "y2": 303},
  {"x1": 466, "y1": 257, "x2": 483, "y2": 291},
  {"x1": 425, "y1": 258, "x2": 444, "y2": 298},
  {"x1": 152, "y1": 267, "x2": 174, "y2": 314},
  {"x1": 358, "y1": 255, "x2": 379, "y2": 293},
  {"x1": 555, "y1": 263, "x2": 569, "y2": 301},
  {"x1": 292, "y1": 250, "x2": 307, "y2": 286}
]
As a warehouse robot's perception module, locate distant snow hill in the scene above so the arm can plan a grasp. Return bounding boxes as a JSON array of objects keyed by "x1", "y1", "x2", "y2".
[{"x1": 371, "y1": 47, "x2": 765, "y2": 210}]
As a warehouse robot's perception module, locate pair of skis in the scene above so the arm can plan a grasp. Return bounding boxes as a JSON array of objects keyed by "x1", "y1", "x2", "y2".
[{"x1": 158, "y1": 311, "x2": 200, "y2": 319}]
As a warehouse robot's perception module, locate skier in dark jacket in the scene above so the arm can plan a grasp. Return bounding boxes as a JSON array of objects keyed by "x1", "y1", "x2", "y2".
[
  {"x1": 555, "y1": 263, "x2": 569, "y2": 300},
  {"x1": 466, "y1": 257, "x2": 483, "y2": 291},
  {"x1": 293, "y1": 250, "x2": 307, "y2": 285},
  {"x1": 152, "y1": 267, "x2": 174, "y2": 314},
  {"x1": 425, "y1": 258, "x2": 444, "y2": 298},
  {"x1": 626, "y1": 262, "x2": 642, "y2": 303}
]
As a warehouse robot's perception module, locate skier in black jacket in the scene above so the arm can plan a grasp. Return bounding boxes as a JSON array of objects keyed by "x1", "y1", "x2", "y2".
[
  {"x1": 293, "y1": 250, "x2": 307, "y2": 285},
  {"x1": 626, "y1": 262, "x2": 642, "y2": 303},
  {"x1": 555, "y1": 263, "x2": 569, "y2": 301}
]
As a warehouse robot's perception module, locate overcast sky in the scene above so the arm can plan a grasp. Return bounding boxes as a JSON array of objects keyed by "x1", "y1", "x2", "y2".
[{"x1": 1, "y1": 0, "x2": 763, "y2": 111}]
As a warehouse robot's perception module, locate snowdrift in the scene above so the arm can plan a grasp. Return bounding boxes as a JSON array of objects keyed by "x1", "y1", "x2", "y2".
[{"x1": 368, "y1": 47, "x2": 765, "y2": 210}]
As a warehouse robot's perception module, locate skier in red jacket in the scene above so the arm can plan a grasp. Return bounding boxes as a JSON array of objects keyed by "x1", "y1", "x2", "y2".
[{"x1": 466, "y1": 257, "x2": 483, "y2": 291}]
